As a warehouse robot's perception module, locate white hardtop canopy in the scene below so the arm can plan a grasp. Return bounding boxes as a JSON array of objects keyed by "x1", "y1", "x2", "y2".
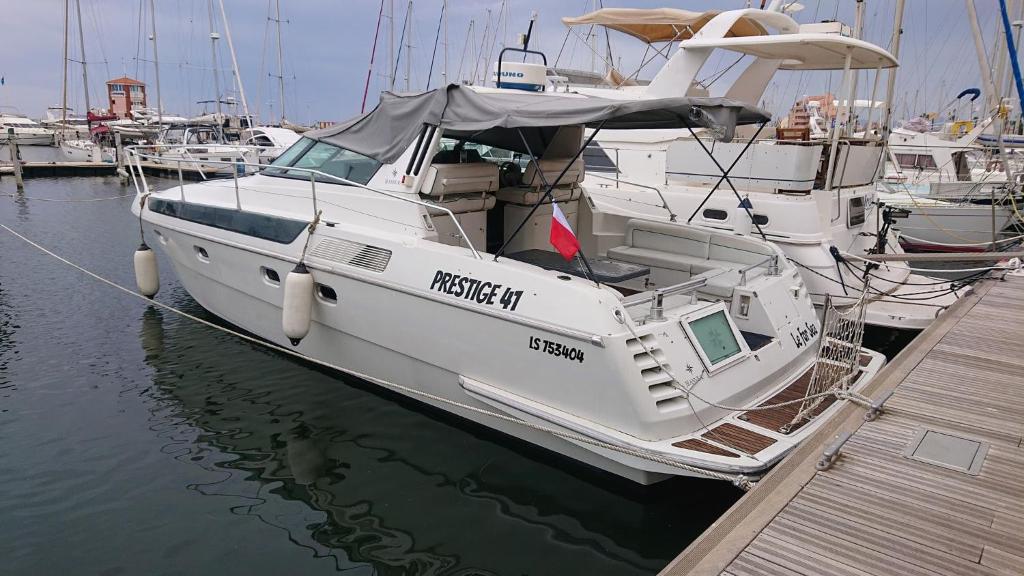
[
  {"x1": 679, "y1": 34, "x2": 898, "y2": 70},
  {"x1": 561, "y1": 8, "x2": 771, "y2": 43}
]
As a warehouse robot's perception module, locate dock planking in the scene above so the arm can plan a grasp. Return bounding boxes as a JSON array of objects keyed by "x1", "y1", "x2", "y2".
[{"x1": 661, "y1": 275, "x2": 1024, "y2": 576}]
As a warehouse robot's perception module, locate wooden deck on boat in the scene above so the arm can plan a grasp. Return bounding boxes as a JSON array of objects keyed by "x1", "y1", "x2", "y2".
[{"x1": 661, "y1": 275, "x2": 1024, "y2": 576}]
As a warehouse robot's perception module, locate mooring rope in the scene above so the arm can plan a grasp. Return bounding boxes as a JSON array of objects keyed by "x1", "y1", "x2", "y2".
[{"x1": 0, "y1": 223, "x2": 755, "y2": 490}]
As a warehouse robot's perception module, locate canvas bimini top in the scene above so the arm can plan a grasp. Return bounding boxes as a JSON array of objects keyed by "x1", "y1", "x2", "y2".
[{"x1": 306, "y1": 84, "x2": 770, "y2": 164}]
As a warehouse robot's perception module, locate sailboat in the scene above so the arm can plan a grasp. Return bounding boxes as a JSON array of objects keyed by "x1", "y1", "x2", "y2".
[
  {"x1": 554, "y1": 3, "x2": 968, "y2": 331},
  {"x1": 126, "y1": 83, "x2": 884, "y2": 485},
  {"x1": 57, "y1": 0, "x2": 112, "y2": 162}
]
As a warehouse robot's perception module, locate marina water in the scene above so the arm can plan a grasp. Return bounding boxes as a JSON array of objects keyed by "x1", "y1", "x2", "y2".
[{"x1": 1, "y1": 176, "x2": 750, "y2": 575}]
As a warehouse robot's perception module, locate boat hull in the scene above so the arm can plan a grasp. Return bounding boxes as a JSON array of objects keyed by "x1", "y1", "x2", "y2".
[{"x1": 894, "y1": 204, "x2": 1018, "y2": 250}]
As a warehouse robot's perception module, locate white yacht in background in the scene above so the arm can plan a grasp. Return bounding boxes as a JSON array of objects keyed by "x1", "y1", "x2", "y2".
[
  {"x1": 151, "y1": 123, "x2": 258, "y2": 175},
  {"x1": 241, "y1": 126, "x2": 302, "y2": 163},
  {"x1": 0, "y1": 114, "x2": 55, "y2": 145},
  {"x1": 555, "y1": 4, "x2": 967, "y2": 330},
  {"x1": 128, "y1": 85, "x2": 883, "y2": 484},
  {"x1": 878, "y1": 117, "x2": 1023, "y2": 250}
]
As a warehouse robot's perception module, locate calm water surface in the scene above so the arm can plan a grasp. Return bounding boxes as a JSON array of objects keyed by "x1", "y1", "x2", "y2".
[{"x1": 0, "y1": 176, "x2": 744, "y2": 575}]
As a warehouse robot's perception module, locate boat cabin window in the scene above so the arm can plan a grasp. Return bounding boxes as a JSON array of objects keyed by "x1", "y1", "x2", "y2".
[
  {"x1": 848, "y1": 196, "x2": 866, "y2": 227},
  {"x1": 162, "y1": 127, "x2": 186, "y2": 144},
  {"x1": 752, "y1": 214, "x2": 769, "y2": 226},
  {"x1": 583, "y1": 144, "x2": 617, "y2": 173},
  {"x1": 186, "y1": 128, "x2": 220, "y2": 145},
  {"x1": 264, "y1": 138, "x2": 381, "y2": 184},
  {"x1": 703, "y1": 208, "x2": 728, "y2": 221},
  {"x1": 895, "y1": 153, "x2": 937, "y2": 170}
]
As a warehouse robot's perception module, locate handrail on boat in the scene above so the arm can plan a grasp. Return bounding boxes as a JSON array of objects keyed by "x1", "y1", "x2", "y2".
[{"x1": 124, "y1": 145, "x2": 483, "y2": 260}]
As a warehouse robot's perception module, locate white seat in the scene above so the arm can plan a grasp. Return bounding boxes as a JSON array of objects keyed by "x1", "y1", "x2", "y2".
[
  {"x1": 420, "y1": 163, "x2": 499, "y2": 197},
  {"x1": 522, "y1": 157, "x2": 585, "y2": 189},
  {"x1": 425, "y1": 194, "x2": 496, "y2": 215},
  {"x1": 495, "y1": 186, "x2": 581, "y2": 205}
]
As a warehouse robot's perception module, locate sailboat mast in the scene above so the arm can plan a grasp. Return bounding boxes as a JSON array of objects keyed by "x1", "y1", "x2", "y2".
[
  {"x1": 404, "y1": 1, "x2": 412, "y2": 92},
  {"x1": 207, "y1": 0, "x2": 222, "y2": 117},
  {"x1": 387, "y1": 0, "x2": 395, "y2": 90},
  {"x1": 274, "y1": 0, "x2": 286, "y2": 122},
  {"x1": 442, "y1": 0, "x2": 448, "y2": 86},
  {"x1": 61, "y1": 0, "x2": 69, "y2": 132},
  {"x1": 218, "y1": 0, "x2": 250, "y2": 124},
  {"x1": 74, "y1": 0, "x2": 91, "y2": 130},
  {"x1": 150, "y1": 0, "x2": 163, "y2": 126}
]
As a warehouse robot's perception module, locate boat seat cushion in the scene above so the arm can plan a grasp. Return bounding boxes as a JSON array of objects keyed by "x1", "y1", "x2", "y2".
[
  {"x1": 421, "y1": 163, "x2": 499, "y2": 197},
  {"x1": 605, "y1": 246, "x2": 732, "y2": 276},
  {"x1": 495, "y1": 186, "x2": 581, "y2": 205},
  {"x1": 624, "y1": 219, "x2": 712, "y2": 259},
  {"x1": 522, "y1": 157, "x2": 585, "y2": 188},
  {"x1": 423, "y1": 193, "x2": 496, "y2": 215},
  {"x1": 708, "y1": 234, "x2": 775, "y2": 266}
]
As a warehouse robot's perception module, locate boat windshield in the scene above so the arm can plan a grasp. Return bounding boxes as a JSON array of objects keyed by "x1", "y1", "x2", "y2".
[{"x1": 264, "y1": 137, "x2": 382, "y2": 185}]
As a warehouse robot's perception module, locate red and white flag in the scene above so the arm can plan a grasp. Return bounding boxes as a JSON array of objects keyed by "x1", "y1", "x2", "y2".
[{"x1": 549, "y1": 201, "x2": 580, "y2": 261}]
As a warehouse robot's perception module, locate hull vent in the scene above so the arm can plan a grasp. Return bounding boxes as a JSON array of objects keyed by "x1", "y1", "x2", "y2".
[
  {"x1": 310, "y1": 238, "x2": 392, "y2": 273},
  {"x1": 626, "y1": 333, "x2": 687, "y2": 412}
]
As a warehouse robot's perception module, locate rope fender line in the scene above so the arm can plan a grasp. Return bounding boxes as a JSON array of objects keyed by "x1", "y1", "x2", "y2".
[{"x1": 0, "y1": 223, "x2": 755, "y2": 490}]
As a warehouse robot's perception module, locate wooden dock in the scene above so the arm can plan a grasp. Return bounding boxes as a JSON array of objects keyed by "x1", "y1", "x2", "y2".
[{"x1": 662, "y1": 275, "x2": 1024, "y2": 576}]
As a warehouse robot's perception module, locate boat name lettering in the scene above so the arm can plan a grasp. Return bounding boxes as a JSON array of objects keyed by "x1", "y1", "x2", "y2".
[
  {"x1": 429, "y1": 270, "x2": 524, "y2": 311},
  {"x1": 529, "y1": 336, "x2": 585, "y2": 363},
  {"x1": 789, "y1": 321, "x2": 819, "y2": 349}
]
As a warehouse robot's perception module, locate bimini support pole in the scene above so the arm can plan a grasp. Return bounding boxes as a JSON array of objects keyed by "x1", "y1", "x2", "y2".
[
  {"x1": 493, "y1": 123, "x2": 606, "y2": 283},
  {"x1": 683, "y1": 120, "x2": 769, "y2": 240}
]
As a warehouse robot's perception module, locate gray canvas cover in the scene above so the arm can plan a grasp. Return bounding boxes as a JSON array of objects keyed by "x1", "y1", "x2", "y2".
[{"x1": 307, "y1": 84, "x2": 768, "y2": 163}]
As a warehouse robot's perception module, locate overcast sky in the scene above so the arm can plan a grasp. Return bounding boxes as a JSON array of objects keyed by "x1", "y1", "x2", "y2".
[{"x1": 0, "y1": 1, "x2": 1014, "y2": 124}]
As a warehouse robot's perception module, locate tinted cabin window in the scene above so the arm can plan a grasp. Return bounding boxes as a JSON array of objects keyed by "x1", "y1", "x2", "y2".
[
  {"x1": 752, "y1": 214, "x2": 769, "y2": 226},
  {"x1": 703, "y1": 208, "x2": 728, "y2": 221},
  {"x1": 583, "y1": 145, "x2": 617, "y2": 173},
  {"x1": 848, "y1": 196, "x2": 866, "y2": 227},
  {"x1": 264, "y1": 138, "x2": 381, "y2": 184}
]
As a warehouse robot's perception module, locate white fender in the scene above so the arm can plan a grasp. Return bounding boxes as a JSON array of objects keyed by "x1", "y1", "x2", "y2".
[
  {"x1": 133, "y1": 243, "x2": 160, "y2": 298},
  {"x1": 282, "y1": 262, "x2": 314, "y2": 345}
]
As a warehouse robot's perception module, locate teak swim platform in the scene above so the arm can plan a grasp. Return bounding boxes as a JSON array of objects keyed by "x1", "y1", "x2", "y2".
[{"x1": 662, "y1": 275, "x2": 1024, "y2": 576}]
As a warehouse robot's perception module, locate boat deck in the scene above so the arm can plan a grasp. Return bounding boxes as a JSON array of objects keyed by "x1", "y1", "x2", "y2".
[{"x1": 661, "y1": 275, "x2": 1024, "y2": 576}]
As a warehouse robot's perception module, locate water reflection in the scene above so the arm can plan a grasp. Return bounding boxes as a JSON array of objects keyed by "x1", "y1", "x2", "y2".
[{"x1": 139, "y1": 295, "x2": 740, "y2": 575}]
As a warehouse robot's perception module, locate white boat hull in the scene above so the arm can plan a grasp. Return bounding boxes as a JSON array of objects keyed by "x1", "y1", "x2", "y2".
[
  {"x1": 0, "y1": 132, "x2": 54, "y2": 145},
  {"x1": 893, "y1": 204, "x2": 1018, "y2": 248}
]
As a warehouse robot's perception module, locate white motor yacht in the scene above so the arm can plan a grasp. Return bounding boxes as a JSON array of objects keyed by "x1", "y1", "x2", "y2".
[
  {"x1": 0, "y1": 114, "x2": 55, "y2": 145},
  {"x1": 878, "y1": 119, "x2": 1023, "y2": 250},
  {"x1": 151, "y1": 123, "x2": 259, "y2": 175},
  {"x1": 241, "y1": 126, "x2": 302, "y2": 163},
  {"x1": 127, "y1": 85, "x2": 884, "y2": 485},
  {"x1": 556, "y1": 5, "x2": 968, "y2": 330}
]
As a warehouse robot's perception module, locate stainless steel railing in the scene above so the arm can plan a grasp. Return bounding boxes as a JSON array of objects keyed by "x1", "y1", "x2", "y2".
[{"x1": 125, "y1": 145, "x2": 483, "y2": 259}]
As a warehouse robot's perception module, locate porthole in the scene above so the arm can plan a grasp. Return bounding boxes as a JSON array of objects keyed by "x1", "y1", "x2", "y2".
[
  {"x1": 752, "y1": 214, "x2": 769, "y2": 226},
  {"x1": 261, "y1": 266, "x2": 280, "y2": 286},
  {"x1": 316, "y1": 283, "x2": 338, "y2": 303},
  {"x1": 194, "y1": 245, "x2": 210, "y2": 262},
  {"x1": 702, "y1": 208, "x2": 728, "y2": 221}
]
